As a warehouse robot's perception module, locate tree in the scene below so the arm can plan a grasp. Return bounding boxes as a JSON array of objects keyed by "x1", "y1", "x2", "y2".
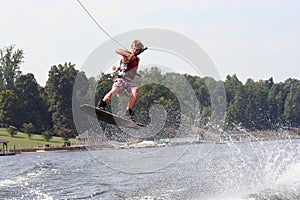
[
  {"x1": 0, "y1": 45, "x2": 24, "y2": 90},
  {"x1": 72, "y1": 71, "x2": 90, "y2": 134},
  {"x1": 38, "y1": 85, "x2": 53, "y2": 132},
  {"x1": 224, "y1": 74, "x2": 242, "y2": 104},
  {"x1": 225, "y1": 84, "x2": 247, "y2": 129},
  {"x1": 45, "y1": 62, "x2": 78, "y2": 140},
  {"x1": 21, "y1": 123, "x2": 35, "y2": 139},
  {"x1": 8, "y1": 125, "x2": 18, "y2": 137},
  {"x1": 42, "y1": 131, "x2": 53, "y2": 142},
  {"x1": 199, "y1": 106, "x2": 211, "y2": 127},
  {"x1": 95, "y1": 73, "x2": 114, "y2": 106},
  {"x1": 14, "y1": 73, "x2": 51, "y2": 132},
  {"x1": 204, "y1": 77, "x2": 227, "y2": 128},
  {"x1": 244, "y1": 79, "x2": 270, "y2": 130},
  {"x1": 224, "y1": 74, "x2": 247, "y2": 129},
  {"x1": 0, "y1": 90, "x2": 18, "y2": 127},
  {"x1": 284, "y1": 84, "x2": 300, "y2": 127},
  {"x1": 137, "y1": 83, "x2": 180, "y2": 138},
  {"x1": 267, "y1": 83, "x2": 282, "y2": 128}
]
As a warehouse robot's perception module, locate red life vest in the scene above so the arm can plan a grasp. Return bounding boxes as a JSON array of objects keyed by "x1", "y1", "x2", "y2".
[
  {"x1": 126, "y1": 56, "x2": 139, "y2": 71},
  {"x1": 116, "y1": 56, "x2": 140, "y2": 79}
]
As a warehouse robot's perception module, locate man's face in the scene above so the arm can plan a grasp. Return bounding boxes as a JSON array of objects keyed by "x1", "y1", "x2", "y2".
[{"x1": 132, "y1": 48, "x2": 140, "y2": 55}]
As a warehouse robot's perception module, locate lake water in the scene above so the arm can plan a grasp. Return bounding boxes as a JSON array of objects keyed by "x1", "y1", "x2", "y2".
[{"x1": 0, "y1": 139, "x2": 300, "y2": 200}]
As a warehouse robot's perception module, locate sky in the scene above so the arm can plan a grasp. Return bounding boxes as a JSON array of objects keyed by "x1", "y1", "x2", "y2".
[{"x1": 0, "y1": 0, "x2": 299, "y2": 86}]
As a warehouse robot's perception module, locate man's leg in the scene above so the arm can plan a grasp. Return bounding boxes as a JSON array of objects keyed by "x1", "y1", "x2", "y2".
[
  {"x1": 127, "y1": 88, "x2": 139, "y2": 110},
  {"x1": 125, "y1": 88, "x2": 139, "y2": 121},
  {"x1": 97, "y1": 86, "x2": 120, "y2": 109}
]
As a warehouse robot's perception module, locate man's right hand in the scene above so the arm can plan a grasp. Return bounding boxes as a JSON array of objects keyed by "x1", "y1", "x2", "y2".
[{"x1": 112, "y1": 65, "x2": 121, "y2": 72}]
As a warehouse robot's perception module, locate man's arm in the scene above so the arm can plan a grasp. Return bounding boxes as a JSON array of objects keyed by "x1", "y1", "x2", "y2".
[{"x1": 115, "y1": 49, "x2": 132, "y2": 58}]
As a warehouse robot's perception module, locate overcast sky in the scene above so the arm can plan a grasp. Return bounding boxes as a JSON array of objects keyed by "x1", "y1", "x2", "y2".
[{"x1": 1, "y1": 0, "x2": 299, "y2": 85}]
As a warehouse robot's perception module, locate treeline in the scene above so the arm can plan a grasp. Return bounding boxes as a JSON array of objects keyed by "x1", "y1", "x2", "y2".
[
  {"x1": 94, "y1": 69, "x2": 300, "y2": 133},
  {"x1": 0, "y1": 45, "x2": 299, "y2": 140},
  {"x1": 0, "y1": 45, "x2": 78, "y2": 140},
  {"x1": 223, "y1": 75, "x2": 300, "y2": 130}
]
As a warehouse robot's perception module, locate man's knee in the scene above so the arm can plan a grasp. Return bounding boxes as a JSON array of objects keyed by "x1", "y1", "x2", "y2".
[{"x1": 132, "y1": 89, "x2": 139, "y2": 97}]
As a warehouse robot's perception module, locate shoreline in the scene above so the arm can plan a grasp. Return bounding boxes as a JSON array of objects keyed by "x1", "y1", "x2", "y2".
[
  {"x1": 2, "y1": 130, "x2": 299, "y2": 155},
  {"x1": 2, "y1": 138, "x2": 300, "y2": 156},
  {"x1": 13, "y1": 145, "x2": 87, "y2": 154}
]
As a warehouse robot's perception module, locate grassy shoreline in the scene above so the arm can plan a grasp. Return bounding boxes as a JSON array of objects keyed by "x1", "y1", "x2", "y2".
[
  {"x1": 249, "y1": 130, "x2": 300, "y2": 141},
  {"x1": 0, "y1": 128, "x2": 76, "y2": 150},
  {"x1": 1, "y1": 127, "x2": 299, "y2": 153}
]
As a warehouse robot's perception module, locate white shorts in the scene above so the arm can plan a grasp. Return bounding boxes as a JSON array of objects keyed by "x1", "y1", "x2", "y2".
[{"x1": 113, "y1": 78, "x2": 138, "y2": 96}]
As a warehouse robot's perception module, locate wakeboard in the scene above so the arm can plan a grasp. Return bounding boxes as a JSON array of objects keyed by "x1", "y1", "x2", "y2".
[{"x1": 80, "y1": 104, "x2": 145, "y2": 129}]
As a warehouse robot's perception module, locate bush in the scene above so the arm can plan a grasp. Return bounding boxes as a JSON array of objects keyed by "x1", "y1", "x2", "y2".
[
  {"x1": 21, "y1": 123, "x2": 35, "y2": 139},
  {"x1": 42, "y1": 131, "x2": 53, "y2": 142},
  {"x1": 8, "y1": 126, "x2": 18, "y2": 137}
]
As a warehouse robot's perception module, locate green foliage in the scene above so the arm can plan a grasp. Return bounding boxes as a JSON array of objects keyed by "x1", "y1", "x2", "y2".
[
  {"x1": 93, "y1": 66, "x2": 300, "y2": 134},
  {"x1": 245, "y1": 80, "x2": 263, "y2": 129},
  {"x1": 45, "y1": 62, "x2": 78, "y2": 139},
  {"x1": 224, "y1": 76, "x2": 247, "y2": 129},
  {"x1": 0, "y1": 44, "x2": 299, "y2": 138},
  {"x1": 0, "y1": 128, "x2": 75, "y2": 149},
  {"x1": 42, "y1": 131, "x2": 53, "y2": 142},
  {"x1": 8, "y1": 125, "x2": 18, "y2": 137},
  {"x1": 72, "y1": 71, "x2": 90, "y2": 134},
  {"x1": 136, "y1": 83, "x2": 181, "y2": 138},
  {"x1": 284, "y1": 84, "x2": 300, "y2": 126},
  {"x1": 0, "y1": 45, "x2": 24, "y2": 90},
  {"x1": 14, "y1": 73, "x2": 51, "y2": 132},
  {"x1": 21, "y1": 123, "x2": 35, "y2": 139},
  {"x1": 0, "y1": 90, "x2": 18, "y2": 127},
  {"x1": 223, "y1": 77, "x2": 300, "y2": 130},
  {"x1": 95, "y1": 73, "x2": 114, "y2": 103}
]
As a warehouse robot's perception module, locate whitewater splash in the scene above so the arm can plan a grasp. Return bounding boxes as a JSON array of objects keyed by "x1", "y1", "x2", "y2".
[
  {"x1": 0, "y1": 159, "x2": 55, "y2": 200},
  {"x1": 206, "y1": 139, "x2": 300, "y2": 200},
  {"x1": 277, "y1": 162, "x2": 300, "y2": 186},
  {"x1": 126, "y1": 138, "x2": 300, "y2": 200},
  {"x1": 0, "y1": 139, "x2": 299, "y2": 200}
]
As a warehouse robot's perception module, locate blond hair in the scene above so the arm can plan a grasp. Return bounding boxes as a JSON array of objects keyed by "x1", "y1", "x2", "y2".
[{"x1": 131, "y1": 40, "x2": 144, "y2": 50}]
